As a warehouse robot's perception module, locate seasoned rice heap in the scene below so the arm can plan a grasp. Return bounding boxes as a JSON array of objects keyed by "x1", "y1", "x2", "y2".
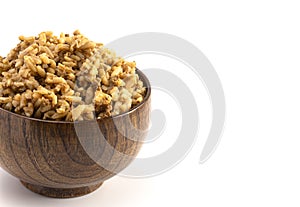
[{"x1": 0, "y1": 30, "x2": 145, "y2": 121}]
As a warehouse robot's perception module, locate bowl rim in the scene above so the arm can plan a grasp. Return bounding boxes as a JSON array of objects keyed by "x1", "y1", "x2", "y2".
[{"x1": 0, "y1": 68, "x2": 151, "y2": 124}]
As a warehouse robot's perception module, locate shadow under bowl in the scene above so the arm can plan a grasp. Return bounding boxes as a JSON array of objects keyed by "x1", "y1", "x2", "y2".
[{"x1": 0, "y1": 69, "x2": 151, "y2": 198}]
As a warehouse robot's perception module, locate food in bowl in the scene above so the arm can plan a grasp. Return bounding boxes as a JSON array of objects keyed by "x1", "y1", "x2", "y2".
[{"x1": 0, "y1": 30, "x2": 146, "y2": 121}]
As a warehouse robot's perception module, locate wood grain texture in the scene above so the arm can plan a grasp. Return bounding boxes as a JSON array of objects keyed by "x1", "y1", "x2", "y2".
[
  {"x1": 0, "y1": 70, "x2": 151, "y2": 198},
  {"x1": 20, "y1": 181, "x2": 103, "y2": 198}
]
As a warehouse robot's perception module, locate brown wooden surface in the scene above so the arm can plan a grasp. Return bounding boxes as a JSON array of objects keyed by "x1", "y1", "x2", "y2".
[
  {"x1": 0, "y1": 70, "x2": 151, "y2": 198},
  {"x1": 20, "y1": 180, "x2": 103, "y2": 198}
]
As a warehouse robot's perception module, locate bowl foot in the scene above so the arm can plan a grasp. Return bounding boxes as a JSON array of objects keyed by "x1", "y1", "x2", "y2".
[{"x1": 20, "y1": 181, "x2": 103, "y2": 198}]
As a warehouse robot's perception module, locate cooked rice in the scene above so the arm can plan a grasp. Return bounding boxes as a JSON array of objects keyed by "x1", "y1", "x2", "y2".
[{"x1": 0, "y1": 30, "x2": 145, "y2": 121}]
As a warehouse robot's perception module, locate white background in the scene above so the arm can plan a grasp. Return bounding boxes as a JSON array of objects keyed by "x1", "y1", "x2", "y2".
[{"x1": 1, "y1": 0, "x2": 300, "y2": 206}]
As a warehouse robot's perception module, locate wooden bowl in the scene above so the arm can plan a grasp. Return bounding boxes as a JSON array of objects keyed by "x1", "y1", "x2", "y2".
[{"x1": 0, "y1": 70, "x2": 151, "y2": 198}]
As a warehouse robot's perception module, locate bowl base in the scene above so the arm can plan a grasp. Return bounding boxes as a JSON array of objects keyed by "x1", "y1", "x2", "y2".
[{"x1": 20, "y1": 181, "x2": 103, "y2": 198}]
